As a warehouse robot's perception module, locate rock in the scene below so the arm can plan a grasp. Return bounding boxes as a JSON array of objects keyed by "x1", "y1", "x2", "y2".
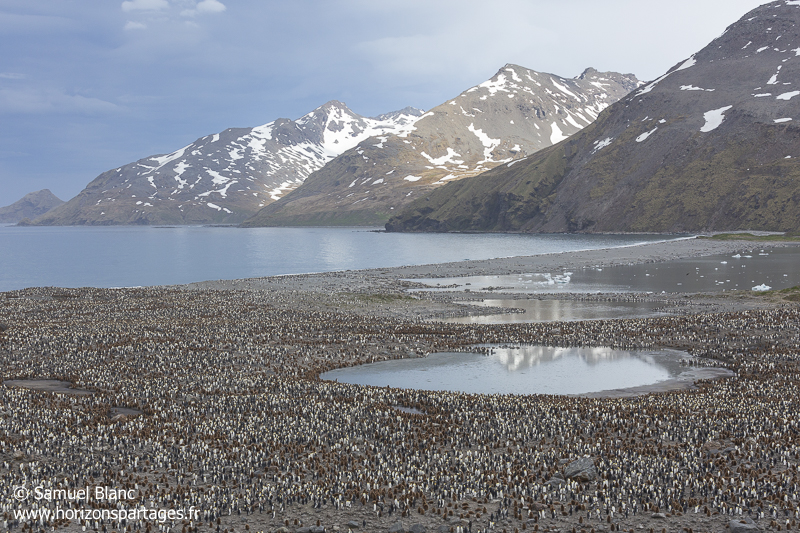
[
  {"x1": 437, "y1": 527, "x2": 450, "y2": 533},
  {"x1": 546, "y1": 477, "x2": 566, "y2": 487},
  {"x1": 388, "y1": 522, "x2": 405, "y2": 533},
  {"x1": 730, "y1": 518, "x2": 760, "y2": 533},
  {"x1": 296, "y1": 527, "x2": 312, "y2": 533},
  {"x1": 13, "y1": 450, "x2": 24, "y2": 460},
  {"x1": 310, "y1": 527, "x2": 325, "y2": 533},
  {"x1": 110, "y1": 414, "x2": 127, "y2": 423},
  {"x1": 651, "y1": 513, "x2": 666, "y2": 519},
  {"x1": 0, "y1": 323, "x2": 8, "y2": 332},
  {"x1": 346, "y1": 521, "x2": 359, "y2": 529},
  {"x1": 273, "y1": 528, "x2": 290, "y2": 533},
  {"x1": 563, "y1": 457, "x2": 598, "y2": 482},
  {"x1": 409, "y1": 525, "x2": 425, "y2": 533},
  {"x1": 702, "y1": 440, "x2": 723, "y2": 453}
]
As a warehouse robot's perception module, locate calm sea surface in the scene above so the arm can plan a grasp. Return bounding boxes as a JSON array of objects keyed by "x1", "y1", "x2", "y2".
[
  {"x1": 321, "y1": 346, "x2": 687, "y2": 395},
  {"x1": 0, "y1": 226, "x2": 677, "y2": 291}
]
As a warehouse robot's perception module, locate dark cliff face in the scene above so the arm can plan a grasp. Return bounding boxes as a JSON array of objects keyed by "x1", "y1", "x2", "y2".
[
  {"x1": 0, "y1": 189, "x2": 64, "y2": 223},
  {"x1": 387, "y1": 1, "x2": 800, "y2": 234},
  {"x1": 242, "y1": 65, "x2": 640, "y2": 227}
]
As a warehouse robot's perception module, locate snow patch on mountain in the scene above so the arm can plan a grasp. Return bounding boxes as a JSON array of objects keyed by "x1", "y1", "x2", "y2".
[
  {"x1": 550, "y1": 122, "x2": 568, "y2": 144},
  {"x1": 700, "y1": 106, "x2": 733, "y2": 132},
  {"x1": 468, "y1": 123, "x2": 502, "y2": 161},
  {"x1": 592, "y1": 137, "x2": 614, "y2": 154},
  {"x1": 636, "y1": 128, "x2": 658, "y2": 142},
  {"x1": 777, "y1": 90, "x2": 800, "y2": 100}
]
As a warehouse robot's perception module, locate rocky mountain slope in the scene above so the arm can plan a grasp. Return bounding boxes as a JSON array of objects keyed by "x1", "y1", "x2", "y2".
[
  {"x1": 242, "y1": 65, "x2": 640, "y2": 227},
  {"x1": 387, "y1": 1, "x2": 800, "y2": 234},
  {"x1": 32, "y1": 102, "x2": 423, "y2": 225},
  {"x1": 0, "y1": 189, "x2": 63, "y2": 223}
]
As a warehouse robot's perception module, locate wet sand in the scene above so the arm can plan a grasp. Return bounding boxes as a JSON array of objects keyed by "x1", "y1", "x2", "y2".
[{"x1": 580, "y1": 367, "x2": 738, "y2": 398}]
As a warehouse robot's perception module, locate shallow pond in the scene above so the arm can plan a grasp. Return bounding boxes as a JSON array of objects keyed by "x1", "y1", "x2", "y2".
[
  {"x1": 321, "y1": 345, "x2": 690, "y2": 395},
  {"x1": 411, "y1": 246, "x2": 800, "y2": 294},
  {"x1": 439, "y1": 299, "x2": 669, "y2": 324}
]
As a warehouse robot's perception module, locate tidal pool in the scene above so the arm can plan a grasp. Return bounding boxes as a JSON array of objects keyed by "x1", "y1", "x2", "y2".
[
  {"x1": 440, "y1": 299, "x2": 669, "y2": 324},
  {"x1": 410, "y1": 246, "x2": 800, "y2": 294},
  {"x1": 321, "y1": 346, "x2": 689, "y2": 396}
]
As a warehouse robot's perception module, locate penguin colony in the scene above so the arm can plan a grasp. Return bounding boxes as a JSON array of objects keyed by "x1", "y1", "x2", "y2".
[{"x1": 0, "y1": 285, "x2": 798, "y2": 533}]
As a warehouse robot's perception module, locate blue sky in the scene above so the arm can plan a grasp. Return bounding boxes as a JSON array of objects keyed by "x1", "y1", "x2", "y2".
[{"x1": 0, "y1": 0, "x2": 769, "y2": 206}]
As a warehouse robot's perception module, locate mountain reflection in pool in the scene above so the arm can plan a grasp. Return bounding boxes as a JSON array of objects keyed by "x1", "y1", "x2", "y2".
[
  {"x1": 440, "y1": 299, "x2": 668, "y2": 324},
  {"x1": 321, "y1": 346, "x2": 686, "y2": 395}
]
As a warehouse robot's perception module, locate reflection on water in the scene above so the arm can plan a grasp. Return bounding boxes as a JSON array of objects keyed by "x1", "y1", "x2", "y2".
[
  {"x1": 412, "y1": 246, "x2": 800, "y2": 294},
  {"x1": 321, "y1": 346, "x2": 687, "y2": 395},
  {"x1": 441, "y1": 299, "x2": 668, "y2": 324}
]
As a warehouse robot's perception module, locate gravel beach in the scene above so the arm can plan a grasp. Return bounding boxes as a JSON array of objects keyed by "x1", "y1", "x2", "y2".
[{"x1": 1, "y1": 237, "x2": 799, "y2": 533}]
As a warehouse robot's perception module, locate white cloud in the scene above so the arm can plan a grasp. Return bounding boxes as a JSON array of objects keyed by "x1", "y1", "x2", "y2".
[
  {"x1": 197, "y1": 0, "x2": 226, "y2": 13},
  {"x1": 181, "y1": 0, "x2": 226, "y2": 17},
  {"x1": 121, "y1": 0, "x2": 169, "y2": 12},
  {"x1": 0, "y1": 73, "x2": 26, "y2": 80},
  {"x1": 0, "y1": 87, "x2": 119, "y2": 115},
  {"x1": 124, "y1": 21, "x2": 147, "y2": 30}
]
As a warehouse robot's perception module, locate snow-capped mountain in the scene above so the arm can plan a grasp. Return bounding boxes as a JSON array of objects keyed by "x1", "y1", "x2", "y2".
[
  {"x1": 34, "y1": 102, "x2": 424, "y2": 225},
  {"x1": 387, "y1": 1, "x2": 800, "y2": 233},
  {"x1": 243, "y1": 65, "x2": 640, "y2": 227}
]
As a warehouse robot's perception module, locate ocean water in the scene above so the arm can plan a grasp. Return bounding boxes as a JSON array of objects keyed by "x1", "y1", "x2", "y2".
[
  {"x1": 0, "y1": 226, "x2": 676, "y2": 291},
  {"x1": 321, "y1": 345, "x2": 687, "y2": 395}
]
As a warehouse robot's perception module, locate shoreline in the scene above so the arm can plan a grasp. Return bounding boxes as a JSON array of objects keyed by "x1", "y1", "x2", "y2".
[{"x1": 185, "y1": 236, "x2": 799, "y2": 294}]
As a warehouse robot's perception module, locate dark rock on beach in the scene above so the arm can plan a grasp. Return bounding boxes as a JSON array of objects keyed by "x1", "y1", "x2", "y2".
[{"x1": 563, "y1": 457, "x2": 598, "y2": 482}]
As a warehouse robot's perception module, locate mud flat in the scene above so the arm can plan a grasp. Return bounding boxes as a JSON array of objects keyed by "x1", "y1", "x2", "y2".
[
  {"x1": 580, "y1": 367, "x2": 738, "y2": 398},
  {"x1": 3, "y1": 379, "x2": 92, "y2": 395}
]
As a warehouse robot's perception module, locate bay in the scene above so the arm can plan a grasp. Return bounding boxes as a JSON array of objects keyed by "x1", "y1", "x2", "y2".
[{"x1": 0, "y1": 226, "x2": 676, "y2": 291}]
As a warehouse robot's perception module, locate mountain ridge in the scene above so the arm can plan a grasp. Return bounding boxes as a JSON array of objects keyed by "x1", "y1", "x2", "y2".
[
  {"x1": 32, "y1": 102, "x2": 424, "y2": 226},
  {"x1": 386, "y1": 1, "x2": 800, "y2": 234},
  {"x1": 242, "y1": 64, "x2": 640, "y2": 227}
]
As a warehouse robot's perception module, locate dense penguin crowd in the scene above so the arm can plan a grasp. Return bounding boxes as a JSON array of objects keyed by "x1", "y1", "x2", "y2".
[{"x1": 0, "y1": 286, "x2": 798, "y2": 533}]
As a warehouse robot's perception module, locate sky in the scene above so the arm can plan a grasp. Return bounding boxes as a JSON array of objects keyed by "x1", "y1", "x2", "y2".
[{"x1": 0, "y1": 0, "x2": 771, "y2": 206}]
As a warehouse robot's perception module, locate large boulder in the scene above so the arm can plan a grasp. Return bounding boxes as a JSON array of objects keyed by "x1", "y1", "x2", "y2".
[
  {"x1": 388, "y1": 522, "x2": 405, "y2": 533},
  {"x1": 409, "y1": 525, "x2": 426, "y2": 533},
  {"x1": 563, "y1": 457, "x2": 598, "y2": 482},
  {"x1": 730, "y1": 518, "x2": 760, "y2": 533}
]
